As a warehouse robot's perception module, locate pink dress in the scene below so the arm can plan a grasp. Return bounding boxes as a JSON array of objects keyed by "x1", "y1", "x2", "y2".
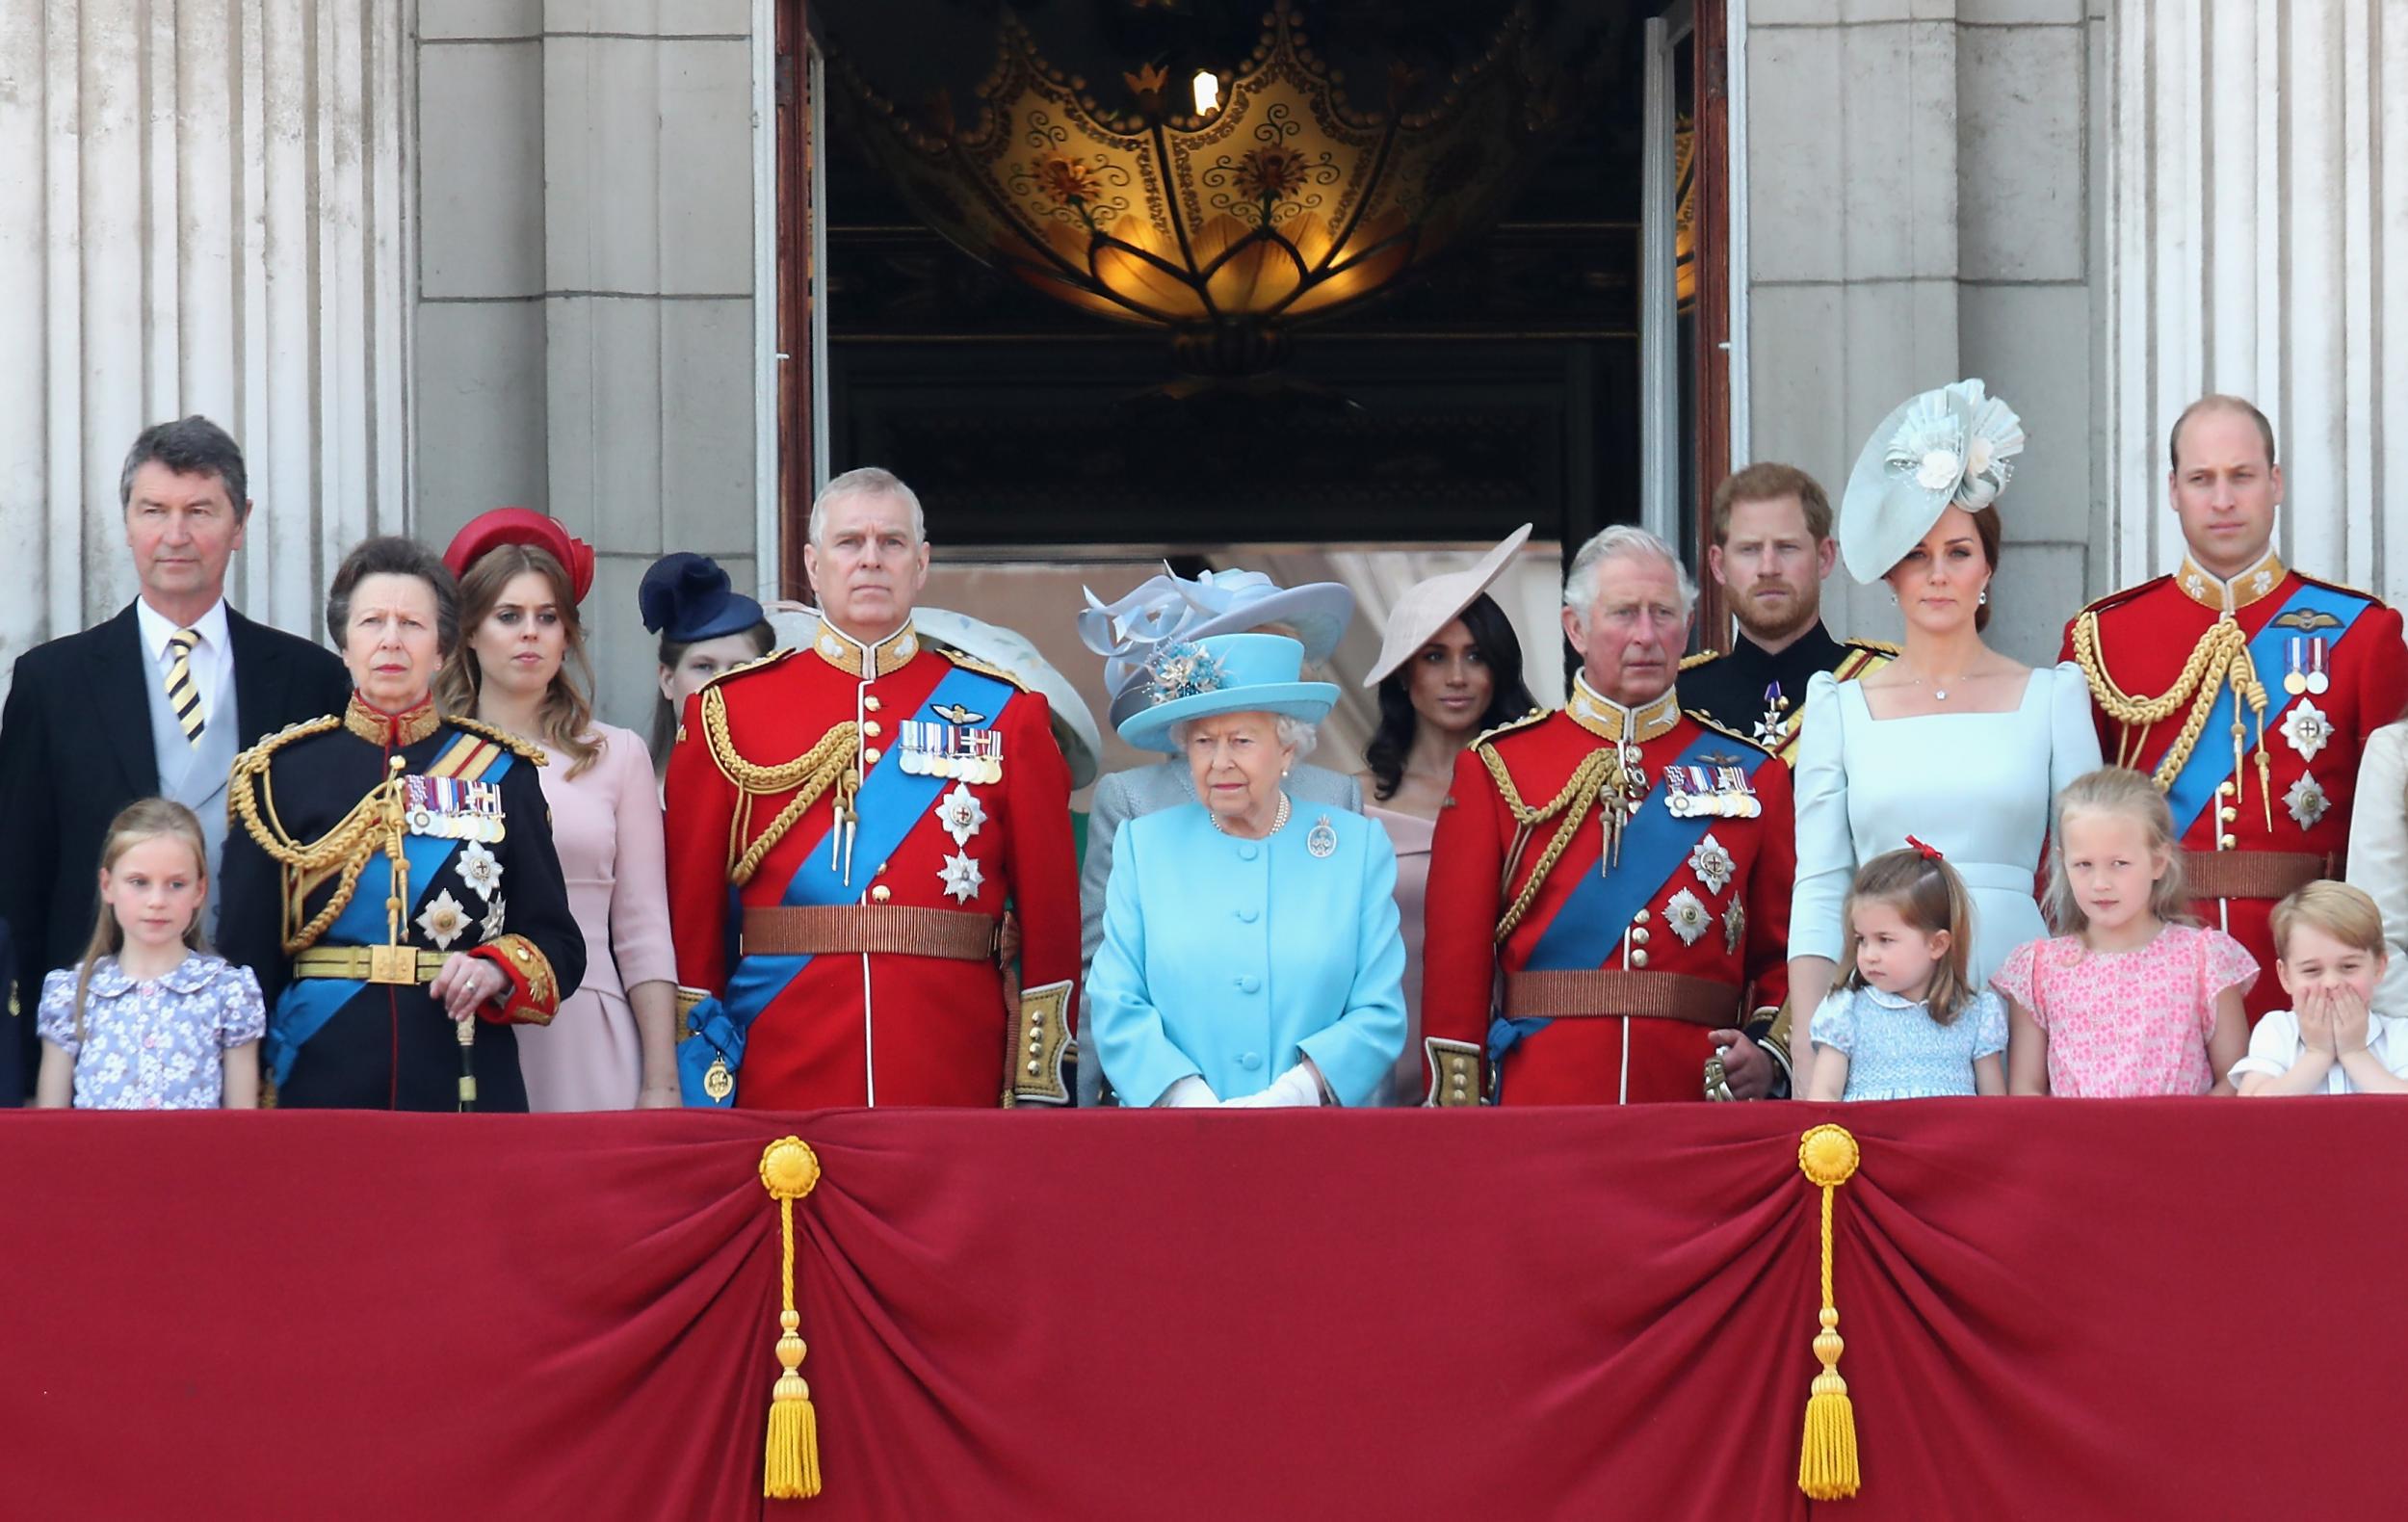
[
  {"x1": 1366, "y1": 804, "x2": 1434, "y2": 1106},
  {"x1": 1989, "y1": 924, "x2": 2258, "y2": 1096},
  {"x1": 515, "y1": 724, "x2": 677, "y2": 1111}
]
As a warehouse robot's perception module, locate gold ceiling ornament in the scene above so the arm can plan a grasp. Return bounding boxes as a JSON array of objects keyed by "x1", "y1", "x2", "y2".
[{"x1": 833, "y1": 2, "x2": 1580, "y2": 376}]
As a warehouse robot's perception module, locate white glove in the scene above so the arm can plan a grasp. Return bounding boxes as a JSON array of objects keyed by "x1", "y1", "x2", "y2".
[
  {"x1": 1155, "y1": 1075, "x2": 1218, "y2": 1108},
  {"x1": 1221, "y1": 1062, "x2": 1323, "y2": 1108}
]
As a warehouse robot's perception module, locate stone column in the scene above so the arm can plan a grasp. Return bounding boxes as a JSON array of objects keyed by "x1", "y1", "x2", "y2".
[{"x1": 2105, "y1": 0, "x2": 2402, "y2": 604}]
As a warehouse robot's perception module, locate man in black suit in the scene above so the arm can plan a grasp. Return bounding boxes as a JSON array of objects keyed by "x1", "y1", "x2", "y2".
[{"x1": 0, "y1": 416, "x2": 351, "y2": 1101}]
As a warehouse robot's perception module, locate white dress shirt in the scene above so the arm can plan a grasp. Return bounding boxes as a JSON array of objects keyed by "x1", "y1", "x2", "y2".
[{"x1": 133, "y1": 595, "x2": 233, "y2": 732}]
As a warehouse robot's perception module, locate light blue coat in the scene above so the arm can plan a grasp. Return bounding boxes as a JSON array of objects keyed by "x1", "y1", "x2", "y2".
[{"x1": 1088, "y1": 800, "x2": 1405, "y2": 1107}]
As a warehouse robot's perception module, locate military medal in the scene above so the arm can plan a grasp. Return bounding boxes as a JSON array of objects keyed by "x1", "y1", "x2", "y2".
[
  {"x1": 934, "y1": 782, "x2": 987, "y2": 846},
  {"x1": 2306, "y1": 637, "x2": 2331, "y2": 695},
  {"x1": 1688, "y1": 833, "x2": 1735, "y2": 896},
  {"x1": 1307, "y1": 814, "x2": 1337, "y2": 859},
  {"x1": 2283, "y1": 637, "x2": 2309, "y2": 696},
  {"x1": 1722, "y1": 897, "x2": 1745, "y2": 955},
  {"x1": 2280, "y1": 698, "x2": 2332, "y2": 762},
  {"x1": 2285, "y1": 773, "x2": 2330, "y2": 830},
  {"x1": 1752, "y1": 682, "x2": 1790, "y2": 748},
  {"x1": 703, "y1": 1056, "x2": 735, "y2": 1102},
  {"x1": 1663, "y1": 887, "x2": 1712, "y2": 946},
  {"x1": 939, "y1": 850, "x2": 985, "y2": 904}
]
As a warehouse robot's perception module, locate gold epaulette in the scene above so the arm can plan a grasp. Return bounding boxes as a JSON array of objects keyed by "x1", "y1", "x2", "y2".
[
  {"x1": 2073, "y1": 574, "x2": 2169, "y2": 621},
  {"x1": 1685, "y1": 711, "x2": 1776, "y2": 758},
  {"x1": 444, "y1": 716, "x2": 550, "y2": 767},
  {"x1": 2293, "y1": 569, "x2": 2388, "y2": 606},
  {"x1": 1470, "y1": 706, "x2": 1549, "y2": 752},
  {"x1": 939, "y1": 647, "x2": 1029, "y2": 692},
  {"x1": 698, "y1": 646, "x2": 797, "y2": 695},
  {"x1": 230, "y1": 714, "x2": 343, "y2": 774},
  {"x1": 1678, "y1": 649, "x2": 1722, "y2": 671}
]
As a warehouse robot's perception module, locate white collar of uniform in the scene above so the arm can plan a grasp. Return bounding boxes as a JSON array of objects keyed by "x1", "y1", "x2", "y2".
[
  {"x1": 1564, "y1": 671, "x2": 1682, "y2": 746},
  {"x1": 134, "y1": 593, "x2": 231, "y2": 664}
]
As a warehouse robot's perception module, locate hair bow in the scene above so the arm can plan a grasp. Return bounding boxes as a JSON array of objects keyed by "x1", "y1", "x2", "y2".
[{"x1": 1905, "y1": 835, "x2": 1945, "y2": 861}]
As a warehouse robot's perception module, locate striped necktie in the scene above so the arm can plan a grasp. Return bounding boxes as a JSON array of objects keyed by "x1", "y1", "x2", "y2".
[{"x1": 165, "y1": 627, "x2": 206, "y2": 744}]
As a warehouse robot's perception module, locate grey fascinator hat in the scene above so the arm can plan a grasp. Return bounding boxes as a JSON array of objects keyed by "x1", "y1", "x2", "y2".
[{"x1": 1838, "y1": 380, "x2": 2026, "y2": 584}]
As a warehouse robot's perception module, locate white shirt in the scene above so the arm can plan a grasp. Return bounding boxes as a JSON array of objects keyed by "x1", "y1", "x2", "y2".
[
  {"x1": 2229, "y1": 1006, "x2": 2408, "y2": 1093},
  {"x1": 133, "y1": 594, "x2": 233, "y2": 730},
  {"x1": 2346, "y1": 722, "x2": 2408, "y2": 1018}
]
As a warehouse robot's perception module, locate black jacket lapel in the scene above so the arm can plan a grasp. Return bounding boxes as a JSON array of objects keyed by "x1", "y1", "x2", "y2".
[{"x1": 90, "y1": 604, "x2": 161, "y2": 799}]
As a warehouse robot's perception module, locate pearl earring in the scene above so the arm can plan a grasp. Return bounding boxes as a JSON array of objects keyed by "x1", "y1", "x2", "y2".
[
  {"x1": 1888, "y1": 588, "x2": 1898, "y2": 607},
  {"x1": 1979, "y1": 587, "x2": 1990, "y2": 607}
]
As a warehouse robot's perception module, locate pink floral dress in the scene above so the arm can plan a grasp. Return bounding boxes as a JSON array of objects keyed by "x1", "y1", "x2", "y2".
[{"x1": 1989, "y1": 924, "x2": 2258, "y2": 1095}]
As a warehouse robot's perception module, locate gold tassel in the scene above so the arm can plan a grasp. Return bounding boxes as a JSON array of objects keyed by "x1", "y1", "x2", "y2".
[
  {"x1": 1796, "y1": 1123, "x2": 1862, "y2": 1501},
  {"x1": 759, "y1": 1137, "x2": 824, "y2": 1500}
]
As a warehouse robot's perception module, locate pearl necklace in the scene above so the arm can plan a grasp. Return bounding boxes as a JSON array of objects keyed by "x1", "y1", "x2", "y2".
[{"x1": 1210, "y1": 791, "x2": 1293, "y2": 839}]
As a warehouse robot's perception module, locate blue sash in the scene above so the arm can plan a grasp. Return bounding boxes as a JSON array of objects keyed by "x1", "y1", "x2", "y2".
[
  {"x1": 1489, "y1": 729, "x2": 1735, "y2": 1069},
  {"x1": 2160, "y1": 582, "x2": 2369, "y2": 839},
  {"x1": 680, "y1": 666, "x2": 1016, "y2": 1107},
  {"x1": 265, "y1": 736, "x2": 515, "y2": 1086}
]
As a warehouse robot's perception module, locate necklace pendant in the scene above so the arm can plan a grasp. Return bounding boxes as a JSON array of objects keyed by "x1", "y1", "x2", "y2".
[{"x1": 1934, "y1": 688, "x2": 1949, "y2": 701}]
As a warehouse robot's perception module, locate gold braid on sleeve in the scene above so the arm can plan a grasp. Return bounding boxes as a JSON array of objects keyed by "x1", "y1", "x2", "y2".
[
  {"x1": 226, "y1": 720, "x2": 413, "y2": 956},
  {"x1": 2070, "y1": 613, "x2": 2270, "y2": 823},
  {"x1": 1482, "y1": 745, "x2": 1625, "y2": 946},
  {"x1": 701, "y1": 686, "x2": 862, "y2": 886}
]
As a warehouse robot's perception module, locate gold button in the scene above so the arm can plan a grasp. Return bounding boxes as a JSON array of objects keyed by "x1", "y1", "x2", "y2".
[
  {"x1": 862, "y1": 720, "x2": 882, "y2": 738},
  {"x1": 871, "y1": 885, "x2": 892, "y2": 903},
  {"x1": 1634, "y1": 910, "x2": 1651, "y2": 926},
  {"x1": 1630, "y1": 949, "x2": 1649, "y2": 968},
  {"x1": 863, "y1": 695, "x2": 881, "y2": 712},
  {"x1": 514, "y1": 948, "x2": 530, "y2": 961},
  {"x1": 862, "y1": 747, "x2": 881, "y2": 764},
  {"x1": 2219, "y1": 806, "x2": 2238, "y2": 823},
  {"x1": 2217, "y1": 780, "x2": 2236, "y2": 798},
  {"x1": 1026, "y1": 1061, "x2": 1040, "y2": 1075},
  {"x1": 2218, "y1": 834, "x2": 2237, "y2": 850},
  {"x1": 1631, "y1": 928, "x2": 1650, "y2": 946}
]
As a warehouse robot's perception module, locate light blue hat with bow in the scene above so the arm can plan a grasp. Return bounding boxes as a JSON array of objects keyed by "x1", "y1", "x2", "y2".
[
  {"x1": 1078, "y1": 566, "x2": 1354, "y2": 731},
  {"x1": 1838, "y1": 379, "x2": 2027, "y2": 584},
  {"x1": 1113, "y1": 634, "x2": 1339, "y2": 754}
]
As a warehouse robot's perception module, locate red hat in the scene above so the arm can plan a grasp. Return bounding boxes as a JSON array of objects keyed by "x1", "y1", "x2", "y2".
[{"x1": 442, "y1": 508, "x2": 596, "y2": 603}]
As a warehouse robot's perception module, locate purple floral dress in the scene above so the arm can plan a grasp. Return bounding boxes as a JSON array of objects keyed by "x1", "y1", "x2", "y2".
[{"x1": 37, "y1": 954, "x2": 266, "y2": 1110}]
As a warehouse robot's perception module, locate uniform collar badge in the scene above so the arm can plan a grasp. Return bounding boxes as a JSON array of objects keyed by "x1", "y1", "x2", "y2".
[
  {"x1": 814, "y1": 618, "x2": 919, "y2": 678},
  {"x1": 345, "y1": 693, "x2": 442, "y2": 748},
  {"x1": 2174, "y1": 546, "x2": 2286, "y2": 615},
  {"x1": 1566, "y1": 675, "x2": 1682, "y2": 747}
]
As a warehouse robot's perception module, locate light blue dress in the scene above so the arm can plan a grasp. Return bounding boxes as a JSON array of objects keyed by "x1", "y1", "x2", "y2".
[
  {"x1": 1790, "y1": 662, "x2": 2103, "y2": 993},
  {"x1": 1809, "y1": 985, "x2": 2008, "y2": 1099},
  {"x1": 1087, "y1": 800, "x2": 1405, "y2": 1107}
]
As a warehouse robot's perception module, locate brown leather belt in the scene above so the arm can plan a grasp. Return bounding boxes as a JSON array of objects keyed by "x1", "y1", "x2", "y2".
[
  {"x1": 742, "y1": 905, "x2": 1000, "y2": 960},
  {"x1": 2186, "y1": 851, "x2": 2333, "y2": 903},
  {"x1": 1502, "y1": 970, "x2": 1741, "y2": 1027}
]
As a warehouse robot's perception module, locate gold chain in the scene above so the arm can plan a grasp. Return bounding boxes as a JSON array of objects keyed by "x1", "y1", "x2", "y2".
[
  {"x1": 703, "y1": 686, "x2": 861, "y2": 885},
  {"x1": 2071, "y1": 611, "x2": 2268, "y2": 811},
  {"x1": 1482, "y1": 746, "x2": 1624, "y2": 945},
  {"x1": 226, "y1": 719, "x2": 412, "y2": 955}
]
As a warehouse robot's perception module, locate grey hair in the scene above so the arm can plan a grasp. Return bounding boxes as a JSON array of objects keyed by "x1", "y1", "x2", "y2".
[
  {"x1": 326, "y1": 536, "x2": 463, "y2": 658},
  {"x1": 1168, "y1": 711, "x2": 1320, "y2": 761},
  {"x1": 1561, "y1": 524, "x2": 1696, "y2": 630},
  {"x1": 808, "y1": 466, "x2": 928, "y2": 548},
  {"x1": 120, "y1": 414, "x2": 249, "y2": 518}
]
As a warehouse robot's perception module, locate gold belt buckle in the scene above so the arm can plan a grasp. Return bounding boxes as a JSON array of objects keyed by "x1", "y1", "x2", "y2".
[{"x1": 367, "y1": 944, "x2": 417, "y2": 985}]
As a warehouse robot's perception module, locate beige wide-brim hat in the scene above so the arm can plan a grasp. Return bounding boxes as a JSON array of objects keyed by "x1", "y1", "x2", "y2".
[{"x1": 1360, "y1": 524, "x2": 1533, "y2": 688}]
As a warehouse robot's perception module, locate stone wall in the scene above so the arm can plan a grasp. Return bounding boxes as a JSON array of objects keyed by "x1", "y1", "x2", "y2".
[
  {"x1": 415, "y1": 0, "x2": 764, "y2": 731},
  {"x1": 1742, "y1": 0, "x2": 2106, "y2": 665}
]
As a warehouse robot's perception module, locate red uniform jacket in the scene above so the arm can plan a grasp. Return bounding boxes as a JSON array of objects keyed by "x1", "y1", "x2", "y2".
[
  {"x1": 1422, "y1": 683, "x2": 1795, "y2": 1105},
  {"x1": 2062, "y1": 549, "x2": 2408, "y2": 1020},
  {"x1": 664, "y1": 622, "x2": 1080, "y2": 1107}
]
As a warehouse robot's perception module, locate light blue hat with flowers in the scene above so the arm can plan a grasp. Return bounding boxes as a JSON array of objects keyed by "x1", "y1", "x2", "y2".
[
  {"x1": 1838, "y1": 379, "x2": 2026, "y2": 584},
  {"x1": 1114, "y1": 633, "x2": 1340, "y2": 754}
]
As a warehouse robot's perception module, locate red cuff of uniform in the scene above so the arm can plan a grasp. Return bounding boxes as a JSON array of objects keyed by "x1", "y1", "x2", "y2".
[{"x1": 468, "y1": 936, "x2": 560, "y2": 1025}]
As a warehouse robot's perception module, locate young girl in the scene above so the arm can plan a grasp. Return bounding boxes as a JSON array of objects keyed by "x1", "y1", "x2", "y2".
[
  {"x1": 2230, "y1": 880, "x2": 2407, "y2": 1094},
  {"x1": 33, "y1": 799, "x2": 264, "y2": 1110},
  {"x1": 1804, "y1": 842, "x2": 2008, "y2": 1101},
  {"x1": 1994, "y1": 767, "x2": 2255, "y2": 1096}
]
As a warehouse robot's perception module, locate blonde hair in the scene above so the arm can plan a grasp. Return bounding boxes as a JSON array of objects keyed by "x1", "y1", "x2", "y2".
[
  {"x1": 2045, "y1": 768, "x2": 2194, "y2": 935},
  {"x1": 1839, "y1": 845, "x2": 1978, "y2": 1024},
  {"x1": 434, "y1": 542, "x2": 603, "y2": 777},
  {"x1": 71, "y1": 799, "x2": 212, "y2": 1042},
  {"x1": 2270, "y1": 880, "x2": 2386, "y2": 960}
]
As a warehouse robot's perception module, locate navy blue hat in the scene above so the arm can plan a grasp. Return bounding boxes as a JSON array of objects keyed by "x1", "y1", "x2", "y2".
[{"x1": 639, "y1": 553, "x2": 766, "y2": 644}]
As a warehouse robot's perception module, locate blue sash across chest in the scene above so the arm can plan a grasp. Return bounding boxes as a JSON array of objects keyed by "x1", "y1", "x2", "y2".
[
  {"x1": 679, "y1": 665, "x2": 1016, "y2": 1106},
  {"x1": 1491, "y1": 728, "x2": 1737, "y2": 1066},
  {"x1": 2159, "y1": 582, "x2": 2369, "y2": 839},
  {"x1": 264, "y1": 732, "x2": 515, "y2": 1086}
]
